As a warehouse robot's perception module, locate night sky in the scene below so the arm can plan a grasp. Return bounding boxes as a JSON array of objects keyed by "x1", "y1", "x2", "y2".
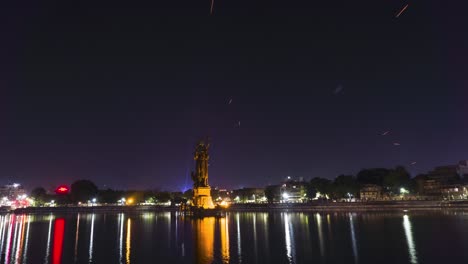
[{"x1": 1, "y1": 0, "x2": 467, "y2": 191}]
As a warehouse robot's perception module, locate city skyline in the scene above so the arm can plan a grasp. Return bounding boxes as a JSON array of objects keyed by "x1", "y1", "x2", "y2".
[{"x1": 1, "y1": 0, "x2": 467, "y2": 190}]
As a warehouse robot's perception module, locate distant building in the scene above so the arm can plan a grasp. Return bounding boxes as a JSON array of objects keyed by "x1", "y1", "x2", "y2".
[
  {"x1": 441, "y1": 185, "x2": 468, "y2": 200},
  {"x1": 423, "y1": 179, "x2": 442, "y2": 196},
  {"x1": 0, "y1": 183, "x2": 26, "y2": 200},
  {"x1": 457, "y1": 160, "x2": 468, "y2": 177},
  {"x1": 423, "y1": 165, "x2": 461, "y2": 196},
  {"x1": 232, "y1": 188, "x2": 265, "y2": 203},
  {"x1": 280, "y1": 176, "x2": 308, "y2": 203},
  {"x1": 360, "y1": 184, "x2": 382, "y2": 200}
]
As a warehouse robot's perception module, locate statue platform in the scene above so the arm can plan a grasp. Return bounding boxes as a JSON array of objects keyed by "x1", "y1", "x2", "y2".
[{"x1": 192, "y1": 186, "x2": 215, "y2": 209}]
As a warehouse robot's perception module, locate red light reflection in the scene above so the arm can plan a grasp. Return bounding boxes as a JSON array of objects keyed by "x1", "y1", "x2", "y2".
[{"x1": 52, "y1": 218, "x2": 65, "y2": 264}]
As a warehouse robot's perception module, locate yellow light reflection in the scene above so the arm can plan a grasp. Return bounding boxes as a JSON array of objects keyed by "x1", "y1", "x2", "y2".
[
  {"x1": 403, "y1": 215, "x2": 418, "y2": 264},
  {"x1": 126, "y1": 218, "x2": 132, "y2": 264},
  {"x1": 15, "y1": 215, "x2": 26, "y2": 263},
  {"x1": 315, "y1": 213, "x2": 325, "y2": 258},
  {"x1": 219, "y1": 217, "x2": 230, "y2": 264},
  {"x1": 194, "y1": 217, "x2": 215, "y2": 264}
]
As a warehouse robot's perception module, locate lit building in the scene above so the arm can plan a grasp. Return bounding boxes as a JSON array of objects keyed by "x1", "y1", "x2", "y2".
[
  {"x1": 360, "y1": 184, "x2": 382, "y2": 200},
  {"x1": 441, "y1": 185, "x2": 468, "y2": 200},
  {"x1": 231, "y1": 188, "x2": 265, "y2": 203},
  {"x1": 423, "y1": 165, "x2": 461, "y2": 196},
  {"x1": 0, "y1": 183, "x2": 26, "y2": 200},
  {"x1": 280, "y1": 176, "x2": 308, "y2": 203}
]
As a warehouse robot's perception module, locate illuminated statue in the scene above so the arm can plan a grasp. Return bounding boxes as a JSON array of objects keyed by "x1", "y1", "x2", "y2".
[
  {"x1": 191, "y1": 141, "x2": 210, "y2": 187},
  {"x1": 191, "y1": 139, "x2": 215, "y2": 209}
]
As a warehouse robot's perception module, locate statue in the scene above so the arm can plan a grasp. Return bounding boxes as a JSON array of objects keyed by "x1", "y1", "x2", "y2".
[
  {"x1": 190, "y1": 139, "x2": 215, "y2": 209},
  {"x1": 191, "y1": 141, "x2": 210, "y2": 188}
]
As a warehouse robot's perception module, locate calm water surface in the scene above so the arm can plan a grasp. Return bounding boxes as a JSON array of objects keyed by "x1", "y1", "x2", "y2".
[{"x1": 0, "y1": 211, "x2": 467, "y2": 263}]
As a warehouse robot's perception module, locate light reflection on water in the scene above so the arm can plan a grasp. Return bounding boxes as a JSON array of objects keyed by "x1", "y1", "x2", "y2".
[
  {"x1": 283, "y1": 213, "x2": 296, "y2": 264},
  {"x1": 403, "y1": 215, "x2": 418, "y2": 264},
  {"x1": 74, "y1": 214, "x2": 80, "y2": 263},
  {"x1": 349, "y1": 213, "x2": 358, "y2": 264},
  {"x1": 0, "y1": 211, "x2": 465, "y2": 264},
  {"x1": 89, "y1": 214, "x2": 95, "y2": 263},
  {"x1": 315, "y1": 213, "x2": 325, "y2": 258},
  {"x1": 126, "y1": 218, "x2": 131, "y2": 264}
]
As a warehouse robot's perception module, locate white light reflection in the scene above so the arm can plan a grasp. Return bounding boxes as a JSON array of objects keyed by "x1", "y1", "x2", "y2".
[
  {"x1": 403, "y1": 215, "x2": 418, "y2": 264},
  {"x1": 89, "y1": 214, "x2": 95, "y2": 263},
  {"x1": 284, "y1": 213, "x2": 296, "y2": 264},
  {"x1": 119, "y1": 213, "x2": 124, "y2": 264},
  {"x1": 4, "y1": 216, "x2": 13, "y2": 264},
  {"x1": 74, "y1": 214, "x2": 80, "y2": 263},
  {"x1": 23, "y1": 216, "x2": 31, "y2": 263},
  {"x1": 2, "y1": 215, "x2": 13, "y2": 261},
  {"x1": 236, "y1": 213, "x2": 242, "y2": 263},
  {"x1": 14, "y1": 216, "x2": 25, "y2": 263},
  {"x1": 0, "y1": 215, "x2": 4, "y2": 256},
  {"x1": 44, "y1": 215, "x2": 54, "y2": 264},
  {"x1": 11, "y1": 217, "x2": 20, "y2": 262},
  {"x1": 349, "y1": 213, "x2": 358, "y2": 263},
  {"x1": 316, "y1": 213, "x2": 325, "y2": 258}
]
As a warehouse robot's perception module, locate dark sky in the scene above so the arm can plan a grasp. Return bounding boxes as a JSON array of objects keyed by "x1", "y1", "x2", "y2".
[{"x1": 1, "y1": 0, "x2": 467, "y2": 190}]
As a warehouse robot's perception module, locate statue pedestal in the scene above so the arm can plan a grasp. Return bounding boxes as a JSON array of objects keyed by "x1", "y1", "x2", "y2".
[{"x1": 192, "y1": 187, "x2": 215, "y2": 209}]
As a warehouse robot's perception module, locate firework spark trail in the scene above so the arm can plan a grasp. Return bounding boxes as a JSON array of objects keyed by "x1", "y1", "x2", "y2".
[
  {"x1": 210, "y1": 0, "x2": 215, "y2": 15},
  {"x1": 396, "y1": 4, "x2": 409, "y2": 18}
]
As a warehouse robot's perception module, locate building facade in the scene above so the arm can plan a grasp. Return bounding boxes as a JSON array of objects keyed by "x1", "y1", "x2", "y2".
[{"x1": 360, "y1": 184, "x2": 382, "y2": 200}]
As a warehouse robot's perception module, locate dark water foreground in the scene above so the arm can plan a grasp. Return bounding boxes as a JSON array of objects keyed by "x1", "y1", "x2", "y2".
[{"x1": 0, "y1": 211, "x2": 467, "y2": 264}]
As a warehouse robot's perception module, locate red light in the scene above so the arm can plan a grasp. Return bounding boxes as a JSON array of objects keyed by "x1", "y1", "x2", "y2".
[
  {"x1": 52, "y1": 218, "x2": 65, "y2": 264},
  {"x1": 55, "y1": 185, "x2": 69, "y2": 195}
]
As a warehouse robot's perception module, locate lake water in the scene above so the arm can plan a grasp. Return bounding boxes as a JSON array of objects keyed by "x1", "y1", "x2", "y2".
[{"x1": 0, "y1": 211, "x2": 467, "y2": 263}]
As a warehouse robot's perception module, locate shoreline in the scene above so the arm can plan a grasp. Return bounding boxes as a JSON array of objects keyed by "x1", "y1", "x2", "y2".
[{"x1": 4, "y1": 200, "x2": 468, "y2": 214}]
